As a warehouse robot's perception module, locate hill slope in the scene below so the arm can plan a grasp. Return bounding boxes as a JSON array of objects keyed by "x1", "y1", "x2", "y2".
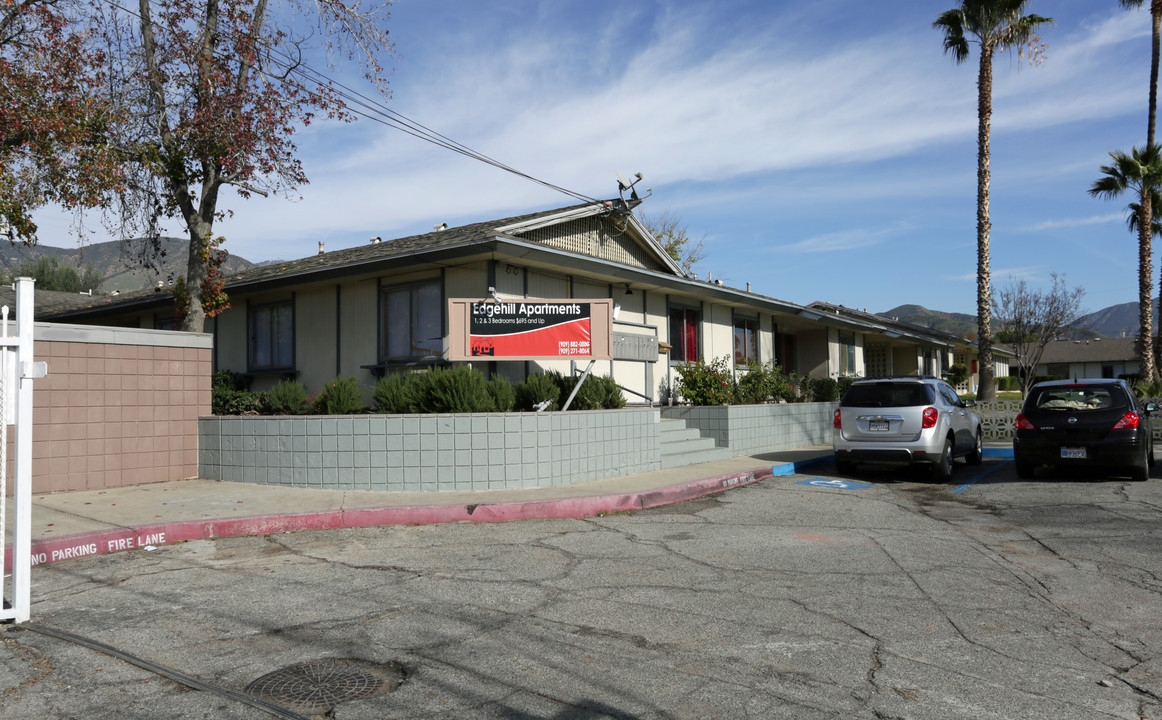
[
  {"x1": 877, "y1": 304, "x2": 978, "y2": 338},
  {"x1": 0, "y1": 238, "x2": 256, "y2": 293}
]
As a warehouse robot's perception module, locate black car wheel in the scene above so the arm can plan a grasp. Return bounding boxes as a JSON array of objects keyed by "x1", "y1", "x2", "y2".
[
  {"x1": 966, "y1": 429, "x2": 983, "y2": 466},
  {"x1": 931, "y1": 437, "x2": 954, "y2": 482},
  {"x1": 1131, "y1": 445, "x2": 1150, "y2": 482}
]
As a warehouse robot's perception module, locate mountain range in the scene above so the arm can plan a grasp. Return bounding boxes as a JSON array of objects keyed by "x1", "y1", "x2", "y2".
[
  {"x1": 0, "y1": 237, "x2": 258, "y2": 293},
  {"x1": 879, "y1": 303, "x2": 1140, "y2": 340}
]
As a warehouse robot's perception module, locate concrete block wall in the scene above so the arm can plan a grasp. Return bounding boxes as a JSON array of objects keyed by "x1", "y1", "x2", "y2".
[
  {"x1": 199, "y1": 407, "x2": 663, "y2": 492},
  {"x1": 661, "y1": 402, "x2": 834, "y2": 455},
  {"x1": 16, "y1": 323, "x2": 212, "y2": 494}
]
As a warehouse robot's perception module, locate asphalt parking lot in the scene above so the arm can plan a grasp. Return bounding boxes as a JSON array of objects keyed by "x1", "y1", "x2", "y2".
[{"x1": 3, "y1": 454, "x2": 1161, "y2": 720}]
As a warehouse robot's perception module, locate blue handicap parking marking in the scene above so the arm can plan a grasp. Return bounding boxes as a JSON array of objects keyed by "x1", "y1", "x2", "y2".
[{"x1": 795, "y1": 478, "x2": 873, "y2": 490}]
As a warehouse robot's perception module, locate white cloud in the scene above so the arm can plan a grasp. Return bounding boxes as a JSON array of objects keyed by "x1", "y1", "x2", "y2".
[{"x1": 1027, "y1": 213, "x2": 1125, "y2": 231}]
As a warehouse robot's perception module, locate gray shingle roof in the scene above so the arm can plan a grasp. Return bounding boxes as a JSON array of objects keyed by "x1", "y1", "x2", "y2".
[
  {"x1": 1033, "y1": 337, "x2": 1138, "y2": 364},
  {"x1": 35, "y1": 201, "x2": 621, "y2": 319}
]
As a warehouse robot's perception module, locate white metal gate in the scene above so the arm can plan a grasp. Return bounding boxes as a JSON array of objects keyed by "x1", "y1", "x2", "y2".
[{"x1": 1, "y1": 278, "x2": 46, "y2": 624}]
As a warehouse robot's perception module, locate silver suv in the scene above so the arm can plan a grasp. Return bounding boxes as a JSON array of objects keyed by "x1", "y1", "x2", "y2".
[{"x1": 832, "y1": 376, "x2": 983, "y2": 480}]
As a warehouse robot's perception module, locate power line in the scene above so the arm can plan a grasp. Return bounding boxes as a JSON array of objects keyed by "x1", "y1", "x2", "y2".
[{"x1": 89, "y1": 0, "x2": 603, "y2": 206}]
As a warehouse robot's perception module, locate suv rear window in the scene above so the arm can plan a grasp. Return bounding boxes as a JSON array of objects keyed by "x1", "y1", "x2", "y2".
[
  {"x1": 841, "y1": 383, "x2": 935, "y2": 408},
  {"x1": 1026, "y1": 385, "x2": 1127, "y2": 412}
]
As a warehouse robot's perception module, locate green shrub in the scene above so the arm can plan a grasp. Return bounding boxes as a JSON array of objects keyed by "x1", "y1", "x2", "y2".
[
  {"x1": 808, "y1": 377, "x2": 839, "y2": 403},
  {"x1": 263, "y1": 380, "x2": 311, "y2": 415},
  {"x1": 487, "y1": 375, "x2": 515, "y2": 412},
  {"x1": 313, "y1": 376, "x2": 366, "y2": 414},
  {"x1": 419, "y1": 365, "x2": 495, "y2": 413},
  {"x1": 514, "y1": 372, "x2": 561, "y2": 411},
  {"x1": 373, "y1": 372, "x2": 419, "y2": 413},
  {"x1": 592, "y1": 374, "x2": 626, "y2": 409},
  {"x1": 674, "y1": 357, "x2": 734, "y2": 406},
  {"x1": 735, "y1": 361, "x2": 790, "y2": 405},
  {"x1": 211, "y1": 370, "x2": 262, "y2": 415}
]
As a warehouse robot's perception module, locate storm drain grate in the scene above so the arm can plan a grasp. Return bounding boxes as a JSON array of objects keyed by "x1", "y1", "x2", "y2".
[{"x1": 244, "y1": 658, "x2": 406, "y2": 715}]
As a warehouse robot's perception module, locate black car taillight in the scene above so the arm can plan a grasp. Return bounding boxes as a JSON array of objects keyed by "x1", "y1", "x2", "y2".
[
  {"x1": 1015, "y1": 414, "x2": 1034, "y2": 430},
  {"x1": 1113, "y1": 411, "x2": 1141, "y2": 430}
]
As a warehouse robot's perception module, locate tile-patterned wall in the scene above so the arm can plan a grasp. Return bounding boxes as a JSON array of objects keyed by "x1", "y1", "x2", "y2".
[
  {"x1": 200, "y1": 408, "x2": 664, "y2": 491},
  {"x1": 661, "y1": 403, "x2": 835, "y2": 455},
  {"x1": 7, "y1": 324, "x2": 212, "y2": 494}
]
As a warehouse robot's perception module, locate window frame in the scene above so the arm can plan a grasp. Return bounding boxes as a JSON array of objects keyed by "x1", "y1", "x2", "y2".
[
  {"x1": 668, "y1": 304, "x2": 702, "y2": 363},
  {"x1": 377, "y1": 277, "x2": 445, "y2": 364},
  {"x1": 247, "y1": 297, "x2": 296, "y2": 372},
  {"x1": 838, "y1": 331, "x2": 856, "y2": 376},
  {"x1": 733, "y1": 314, "x2": 759, "y2": 367}
]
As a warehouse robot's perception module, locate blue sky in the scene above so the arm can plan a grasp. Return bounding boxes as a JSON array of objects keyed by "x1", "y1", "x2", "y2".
[{"x1": 34, "y1": 0, "x2": 1157, "y2": 316}]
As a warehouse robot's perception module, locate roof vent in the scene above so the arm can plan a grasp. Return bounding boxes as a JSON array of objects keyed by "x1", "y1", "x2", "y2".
[
  {"x1": 318, "y1": 241, "x2": 325, "y2": 255},
  {"x1": 370, "y1": 236, "x2": 382, "y2": 244},
  {"x1": 434, "y1": 223, "x2": 447, "y2": 231}
]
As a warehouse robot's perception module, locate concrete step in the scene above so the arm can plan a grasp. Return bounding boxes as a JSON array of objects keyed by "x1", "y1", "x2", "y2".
[
  {"x1": 660, "y1": 445, "x2": 736, "y2": 469},
  {"x1": 660, "y1": 435, "x2": 719, "y2": 454},
  {"x1": 658, "y1": 426, "x2": 707, "y2": 444}
]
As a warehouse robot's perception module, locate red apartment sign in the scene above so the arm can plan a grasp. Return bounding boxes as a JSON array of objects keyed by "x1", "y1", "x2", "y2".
[{"x1": 448, "y1": 298, "x2": 613, "y2": 361}]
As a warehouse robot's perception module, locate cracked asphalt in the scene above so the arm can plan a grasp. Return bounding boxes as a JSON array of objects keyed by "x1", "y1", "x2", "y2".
[{"x1": 2, "y1": 458, "x2": 1161, "y2": 719}]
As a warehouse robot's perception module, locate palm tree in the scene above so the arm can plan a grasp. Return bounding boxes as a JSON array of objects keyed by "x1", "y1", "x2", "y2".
[
  {"x1": 934, "y1": 1, "x2": 1052, "y2": 402},
  {"x1": 1120, "y1": 1, "x2": 1162, "y2": 145},
  {"x1": 1090, "y1": 145, "x2": 1162, "y2": 383},
  {"x1": 1120, "y1": 0, "x2": 1162, "y2": 379}
]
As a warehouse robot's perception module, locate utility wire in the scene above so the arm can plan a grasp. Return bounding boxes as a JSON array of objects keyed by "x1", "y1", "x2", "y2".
[{"x1": 88, "y1": 0, "x2": 604, "y2": 207}]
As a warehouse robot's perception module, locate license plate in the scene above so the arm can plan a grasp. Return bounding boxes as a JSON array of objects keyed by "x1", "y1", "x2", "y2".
[
  {"x1": 1061, "y1": 447, "x2": 1087, "y2": 460},
  {"x1": 869, "y1": 420, "x2": 889, "y2": 432}
]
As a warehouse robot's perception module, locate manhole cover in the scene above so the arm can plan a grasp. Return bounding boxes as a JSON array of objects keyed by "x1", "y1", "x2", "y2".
[{"x1": 244, "y1": 658, "x2": 406, "y2": 715}]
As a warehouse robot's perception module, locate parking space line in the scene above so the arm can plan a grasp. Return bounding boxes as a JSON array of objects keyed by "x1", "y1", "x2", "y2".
[{"x1": 952, "y1": 460, "x2": 1010, "y2": 494}]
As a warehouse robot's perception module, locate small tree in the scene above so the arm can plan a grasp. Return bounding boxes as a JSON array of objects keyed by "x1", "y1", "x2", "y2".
[{"x1": 992, "y1": 273, "x2": 1085, "y2": 395}]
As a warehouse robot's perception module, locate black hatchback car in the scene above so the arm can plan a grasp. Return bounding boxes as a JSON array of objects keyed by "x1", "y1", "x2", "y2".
[{"x1": 1013, "y1": 378, "x2": 1157, "y2": 481}]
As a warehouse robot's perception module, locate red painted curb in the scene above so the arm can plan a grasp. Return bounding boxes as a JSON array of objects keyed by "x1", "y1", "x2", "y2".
[{"x1": 4, "y1": 467, "x2": 774, "y2": 569}]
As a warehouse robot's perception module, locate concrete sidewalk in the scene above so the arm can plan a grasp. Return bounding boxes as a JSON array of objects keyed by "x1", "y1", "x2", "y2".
[
  {"x1": 4, "y1": 443, "x2": 1015, "y2": 569},
  {"x1": 4, "y1": 446, "x2": 840, "y2": 569}
]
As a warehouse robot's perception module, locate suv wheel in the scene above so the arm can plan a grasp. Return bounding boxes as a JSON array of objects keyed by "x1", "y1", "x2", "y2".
[
  {"x1": 931, "y1": 437, "x2": 954, "y2": 482},
  {"x1": 966, "y1": 430, "x2": 983, "y2": 466}
]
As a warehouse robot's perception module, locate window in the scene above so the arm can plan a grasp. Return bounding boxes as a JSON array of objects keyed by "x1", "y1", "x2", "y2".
[
  {"x1": 838, "y1": 332, "x2": 856, "y2": 375},
  {"x1": 669, "y1": 307, "x2": 701, "y2": 362},
  {"x1": 776, "y1": 331, "x2": 797, "y2": 374},
  {"x1": 249, "y1": 299, "x2": 294, "y2": 371},
  {"x1": 734, "y1": 316, "x2": 758, "y2": 365},
  {"x1": 380, "y1": 279, "x2": 443, "y2": 361}
]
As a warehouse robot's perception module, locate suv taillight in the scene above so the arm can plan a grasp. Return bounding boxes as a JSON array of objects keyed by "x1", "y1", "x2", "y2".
[
  {"x1": 1113, "y1": 411, "x2": 1141, "y2": 429},
  {"x1": 922, "y1": 407, "x2": 938, "y2": 429},
  {"x1": 833, "y1": 408, "x2": 842, "y2": 429},
  {"x1": 1015, "y1": 414, "x2": 1035, "y2": 430}
]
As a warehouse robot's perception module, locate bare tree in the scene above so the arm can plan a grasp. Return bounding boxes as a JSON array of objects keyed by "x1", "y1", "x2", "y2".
[
  {"x1": 993, "y1": 273, "x2": 1086, "y2": 394},
  {"x1": 86, "y1": 0, "x2": 395, "y2": 330},
  {"x1": 638, "y1": 209, "x2": 706, "y2": 277}
]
